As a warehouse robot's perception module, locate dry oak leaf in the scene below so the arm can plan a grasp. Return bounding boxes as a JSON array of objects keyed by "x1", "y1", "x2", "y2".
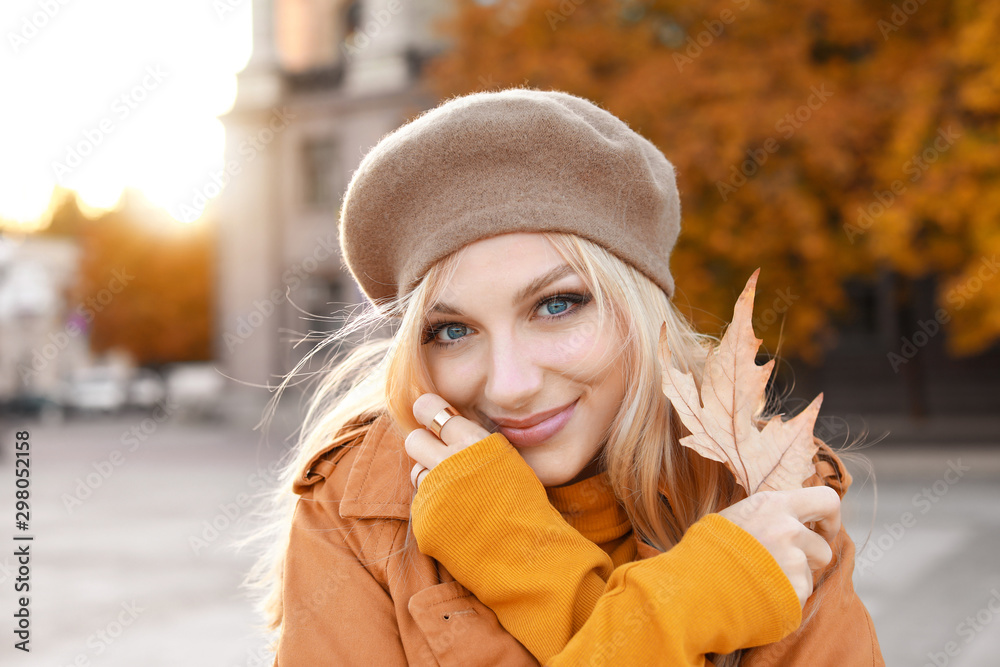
[{"x1": 658, "y1": 269, "x2": 822, "y2": 494}]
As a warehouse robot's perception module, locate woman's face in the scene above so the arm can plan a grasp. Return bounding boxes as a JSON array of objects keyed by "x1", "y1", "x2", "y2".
[{"x1": 420, "y1": 233, "x2": 628, "y2": 487}]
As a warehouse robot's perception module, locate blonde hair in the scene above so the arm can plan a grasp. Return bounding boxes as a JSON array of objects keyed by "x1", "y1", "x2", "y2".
[{"x1": 246, "y1": 231, "x2": 848, "y2": 666}]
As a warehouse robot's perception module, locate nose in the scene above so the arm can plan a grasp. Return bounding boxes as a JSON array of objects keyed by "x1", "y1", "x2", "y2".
[{"x1": 483, "y1": 331, "x2": 544, "y2": 412}]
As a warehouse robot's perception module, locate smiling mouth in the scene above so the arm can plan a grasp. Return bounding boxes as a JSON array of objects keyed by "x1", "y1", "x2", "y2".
[{"x1": 495, "y1": 399, "x2": 578, "y2": 448}]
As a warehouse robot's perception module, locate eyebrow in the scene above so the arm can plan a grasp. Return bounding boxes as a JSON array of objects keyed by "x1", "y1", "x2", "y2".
[{"x1": 430, "y1": 263, "x2": 577, "y2": 316}]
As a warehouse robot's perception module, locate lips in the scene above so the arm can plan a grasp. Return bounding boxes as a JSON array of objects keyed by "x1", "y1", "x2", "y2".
[{"x1": 493, "y1": 399, "x2": 578, "y2": 448}]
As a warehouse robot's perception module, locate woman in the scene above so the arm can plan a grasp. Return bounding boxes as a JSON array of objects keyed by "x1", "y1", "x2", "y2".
[{"x1": 251, "y1": 88, "x2": 884, "y2": 666}]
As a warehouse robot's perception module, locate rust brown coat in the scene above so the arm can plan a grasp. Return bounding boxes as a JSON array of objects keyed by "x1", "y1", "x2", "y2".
[{"x1": 273, "y1": 413, "x2": 884, "y2": 666}]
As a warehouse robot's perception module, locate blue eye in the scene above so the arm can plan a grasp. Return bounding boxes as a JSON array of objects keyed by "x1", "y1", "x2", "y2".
[
  {"x1": 536, "y1": 292, "x2": 590, "y2": 319},
  {"x1": 543, "y1": 299, "x2": 570, "y2": 315},
  {"x1": 443, "y1": 324, "x2": 468, "y2": 340},
  {"x1": 421, "y1": 291, "x2": 592, "y2": 349},
  {"x1": 422, "y1": 323, "x2": 470, "y2": 347}
]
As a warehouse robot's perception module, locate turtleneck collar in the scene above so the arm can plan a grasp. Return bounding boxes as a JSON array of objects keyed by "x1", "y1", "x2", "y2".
[{"x1": 545, "y1": 471, "x2": 632, "y2": 546}]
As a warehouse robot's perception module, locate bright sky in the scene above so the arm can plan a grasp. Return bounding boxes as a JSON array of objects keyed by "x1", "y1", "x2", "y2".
[{"x1": 0, "y1": 0, "x2": 253, "y2": 227}]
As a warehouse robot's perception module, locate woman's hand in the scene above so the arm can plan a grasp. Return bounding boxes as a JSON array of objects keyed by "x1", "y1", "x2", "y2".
[
  {"x1": 405, "y1": 393, "x2": 491, "y2": 489},
  {"x1": 718, "y1": 486, "x2": 842, "y2": 609}
]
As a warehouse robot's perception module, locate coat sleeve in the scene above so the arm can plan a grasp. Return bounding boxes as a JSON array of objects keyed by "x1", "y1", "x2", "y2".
[
  {"x1": 274, "y1": 486, "x2": 409, "y2": 665},
  {"x1": 411, "y1": 434, "x2": 805, "y2": 666},
  {"x1": 741, "y1": 523, "x2": 885, "y2": 666}
]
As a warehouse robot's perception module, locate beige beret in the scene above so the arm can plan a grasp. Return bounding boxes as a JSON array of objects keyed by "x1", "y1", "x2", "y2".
[{"x1": 338, "y1": 88, "x2": 681, "y2": 309}]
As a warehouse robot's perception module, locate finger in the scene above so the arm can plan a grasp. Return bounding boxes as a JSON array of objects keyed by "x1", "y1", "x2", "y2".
[
  {"x1": 404, "y1": 427, "x2": 450, "y2": 469},
  {"x1": 412, "y1": 393, "x2": 491, "y2": 449},
  {"x1": 786, "y1": 486, "x2": 842, "y2": 544},
  {"x1": 797, "y1": 572, "x2": 814, "y2": 609},
  {"x1": 798, "y1": 529, "x2": 835, "y2": 573},
  {"x1": 780, "y1": 554, "x2": 813, "y2": 609},
  {"x1": 410, "y1": 463, "x2": 430, "y2": 490}
]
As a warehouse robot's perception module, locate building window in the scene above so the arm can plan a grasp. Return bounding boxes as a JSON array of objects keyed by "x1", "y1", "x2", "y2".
[{"x1": 301, "y1": 137, "x2": 339, "y2": 210}]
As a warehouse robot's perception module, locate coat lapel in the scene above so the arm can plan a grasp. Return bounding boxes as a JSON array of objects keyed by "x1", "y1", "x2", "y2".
[{"x1": 339, "y1": 413, "x2": 416, "y2": 521}]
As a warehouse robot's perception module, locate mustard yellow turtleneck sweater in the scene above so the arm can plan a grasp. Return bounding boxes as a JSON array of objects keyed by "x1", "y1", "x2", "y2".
[{"x1": 410, "y1": 433, "x2": 802, "y2": 666}]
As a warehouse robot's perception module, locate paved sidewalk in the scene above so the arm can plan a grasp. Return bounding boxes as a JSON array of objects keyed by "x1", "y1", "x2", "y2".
[
  {"x1": 0, "y1": 411, "x2": 997, "y2": 666},
  {"x1": 841, "y1": 443, "x2": 1000, "y2": 667},
  {"x1": 0, "y1": 412, "x2": 288, "y2": 667}
]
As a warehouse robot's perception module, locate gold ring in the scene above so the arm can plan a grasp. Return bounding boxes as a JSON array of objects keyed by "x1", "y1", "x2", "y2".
[
  {"x1": 429, "y1": 406, "x2": 460, "y2": 439},
  {"x1": 410, "y1": 463, "x2": 429, "y2": 489}
]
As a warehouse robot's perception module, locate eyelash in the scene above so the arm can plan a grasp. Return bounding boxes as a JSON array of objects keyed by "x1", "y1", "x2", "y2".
[{"x1": 421, "y1": 291, "x2": 593, "y2": 349}]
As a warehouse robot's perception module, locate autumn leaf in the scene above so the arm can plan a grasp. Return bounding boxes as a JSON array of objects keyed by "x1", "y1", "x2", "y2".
[{"x1": 658, "y1": 269, "x2": 822, "y2": 494}]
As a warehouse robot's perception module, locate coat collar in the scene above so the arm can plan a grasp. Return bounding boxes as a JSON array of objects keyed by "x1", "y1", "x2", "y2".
[
  {"x1": 339, "y1": 413, "x2": 417, "y2": 520},
  {"x1": 293, "y1": 412, "x2": 417, "y2": 521}
]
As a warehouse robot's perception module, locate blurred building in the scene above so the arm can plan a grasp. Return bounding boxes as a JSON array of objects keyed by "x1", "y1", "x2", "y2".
[
  {"x1": 794, "y1": 273, "x2": 1000, "y2": 421},
  {"x1": 217, "y1": 0, "x2": 448, "y2": 403},
  {"x1": 0, "y1": 235, "x2": 88, "y2": 401}
]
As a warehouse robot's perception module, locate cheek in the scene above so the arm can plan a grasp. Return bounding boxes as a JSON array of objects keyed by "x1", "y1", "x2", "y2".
[
  {"x1": 545, "y1": 321, "x2": 620, "y2": 379},
  {"x1": 425, "y1": 354, "x2": 480, "y2": 403},
  {"x1": 544, "y1": 319, "x2": 602, "y2": 364}
]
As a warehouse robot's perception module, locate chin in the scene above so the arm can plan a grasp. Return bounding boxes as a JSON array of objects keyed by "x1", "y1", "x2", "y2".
[
  {"x1": 533, "y1": 469, "x2": 576, "y2": 488},
  {"x1": 516, "y1": 448, "x2": 588, "y2": 488}
]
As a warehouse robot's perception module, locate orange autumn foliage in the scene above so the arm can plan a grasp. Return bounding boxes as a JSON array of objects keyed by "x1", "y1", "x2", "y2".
[
  {"x1": 425, "y1": 0, "x2": 1000, "y2": 361},
  {"x1": 70, "y1": 193, "x2": 214, "y2": 365}
]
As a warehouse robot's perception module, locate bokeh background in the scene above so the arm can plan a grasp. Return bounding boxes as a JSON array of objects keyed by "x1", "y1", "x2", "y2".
[{"x1": 0, "y1": 0, "x2": 998, "y2": 665}]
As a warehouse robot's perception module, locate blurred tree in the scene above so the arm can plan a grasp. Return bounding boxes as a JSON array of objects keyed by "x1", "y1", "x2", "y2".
[
  {"x1": 66, "y1": 191, "x2": 214, "y2": 364},
  {"x1": 868, "y1": 0, "x2": 1000, "y2": 357},
  {"x1": 425, "y1": 0, "x2": 1000, "y2": 365},
  {"x1": 35, "y1": 187, "x2": 88, "y2": 238}
]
